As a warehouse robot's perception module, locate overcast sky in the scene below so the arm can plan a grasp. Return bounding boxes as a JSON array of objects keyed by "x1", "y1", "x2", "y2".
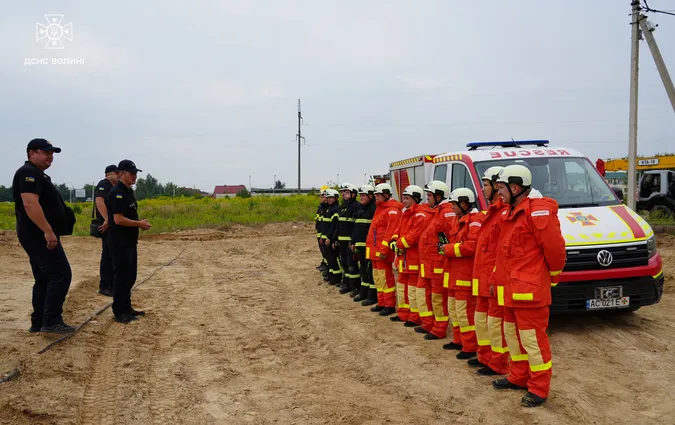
[{"x1": 1, "y1": 1, "x2": 674, "y2": 192}]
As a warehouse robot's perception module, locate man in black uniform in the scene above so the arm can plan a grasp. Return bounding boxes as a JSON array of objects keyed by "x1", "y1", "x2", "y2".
[
  {"x1": 13, "y1": 138, "x2": 75, "y2": 334},
  {"x1": 336, "y1": 183, "x2": 362, "y2": 296},
  {"x1": 95, "y1": 164, "x2": 119, "y2": 297},
  {"x1": 321, "y1": 189, "x2": 342, "y2": 286},
  {"x1": 107, "y1": 159, "x2": 152, "y2": 324},
  {"x1": 315, "y1": 189, "x2": 328, "y2": 273},
  {"x1": 350, "y1": 184, "x2": 377, "y2": 305}
]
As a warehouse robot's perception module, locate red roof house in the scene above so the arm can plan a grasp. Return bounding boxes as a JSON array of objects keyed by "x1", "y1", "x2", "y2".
[{"x1": 213, "y1": 185, "x2": 246, "y2": 197}]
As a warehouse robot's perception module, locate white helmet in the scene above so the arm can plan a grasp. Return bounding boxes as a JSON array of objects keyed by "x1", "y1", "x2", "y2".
[
  {"x1": 449, "y1": 188, "x2": 476, "y2": 204},
  {"x1": 358, "y1": 184, "x2": 375, "y2": 195},
  {"x1": 424, "y1": 180, "x2": 449, "y2": 199},
  {"x1": 496, "y1": 165, "x2": 532, "y2": 187},
  {"x1": 482, "y1": 166, "x2": 505, "y2": 183},
  {"x1": 402, "y1": 185, "x2": 424, "y2": 201},
  {"x1": 324, "y1": 189, "x2": 340, "y2": 199},
  {"x1": 374, "y1": 183, "x2": 393, "y2": 196}
]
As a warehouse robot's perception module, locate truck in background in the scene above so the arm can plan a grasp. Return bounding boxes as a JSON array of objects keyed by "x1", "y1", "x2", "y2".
[{"x1": 389, "y1": 155, "x2": 437, "y2": 200}]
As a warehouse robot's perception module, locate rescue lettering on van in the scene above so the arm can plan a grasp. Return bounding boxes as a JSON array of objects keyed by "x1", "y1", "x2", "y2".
[{"x1": 489, "y1": 149, "x2": 571, "y2": 159}]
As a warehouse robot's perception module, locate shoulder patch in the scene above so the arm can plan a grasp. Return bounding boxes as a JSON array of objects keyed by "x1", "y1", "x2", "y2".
[
  {"x1": 24, "y1": 176, "x2": 35, "y2": 183},
  {"x1": 98, "y1": 187, "x2": 105, "y2": 190},
  {"x1": 116, "y1": 194, "x2": 123, "y2": 199},
  {"x1": 470, "y1": 222, "x2": 482, "y2": 227},
  {"x1": 388, "y1": 210, "x2": 398, "y2": 215},
  {"x1": 444, "y1": 212, "x2": 456, "y2": 217},
  {"x1": 415, "y1": 213, "x2": 426, "y2": 217},
  {"x1": 531, "y1": 210, "x2": 550, "y2": 217}
]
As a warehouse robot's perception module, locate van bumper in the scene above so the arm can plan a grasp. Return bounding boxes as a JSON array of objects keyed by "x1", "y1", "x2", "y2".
[{"x1": 552, "y1": 255, "x2": 664, "y2": 314}]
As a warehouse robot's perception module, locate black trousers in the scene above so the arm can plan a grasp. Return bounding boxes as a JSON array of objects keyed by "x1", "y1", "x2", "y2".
[
  {"x1": 357, "y1": 248, "x2": 375, "y2": 300},
  {"x1": 99, "y1": 232, "x2": 113, "y2": 291},
  {"x1": 318, "y1": 237, "x2": 326, "y2": 264},
  {"x1": 19, "y1": 237, "x2": 72, "y2": 327},
  {"x1": 339, "y1": 242, "x2": 360, "y2": 290},
  {"x1": 110, "y1": 243, "x2": 138, "y2": 317},
  {"x1": 323, "y1": 242, "x2": 342, "y2": 284}
]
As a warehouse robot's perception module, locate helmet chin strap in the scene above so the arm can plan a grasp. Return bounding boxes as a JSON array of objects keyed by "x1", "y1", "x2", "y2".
[{"x1": 507, "y1": 185, "x2": 529, "y2": 205}]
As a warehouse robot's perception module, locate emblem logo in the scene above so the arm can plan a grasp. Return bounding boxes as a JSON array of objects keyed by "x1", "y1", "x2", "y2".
[
  {"x1": 597, "y1": 250, "x2": 613, "y2": 267},
  {"x1": 36, "y1": 14, "x2": 73, "y2": 50},
  {"x1": 567, "y1": 211, "x2": 598, "y2": 227}
]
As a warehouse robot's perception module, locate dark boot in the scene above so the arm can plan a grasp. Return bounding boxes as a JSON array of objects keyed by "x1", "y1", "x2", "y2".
[
  {"x1": 403, "y1": 321, "x2": 417, "y2": 328},
  {"x1": 492, "y1": 378, "x2": 527, "y2": 391},
  {"x1": 378, "y1": 307, "x2": 396, "y2": 316},
  {"x1": 456, "y1": 351, "x2": 476, "y2": 360},
  {"x1": 467, "y1": 358, "x2": 483, "y2": 367},
  {"x1": 414, "y1": 326, "x2": 429, "y2": 334},
  {"x1": 350, "y1": 289, "x2": 359, "y2": 298},
  {"x1": 390, "y1": 316, "x2": 404, "y2": 322},
  {"x1": 442, "y1": 342, "x2": 462, "y2": 350},
  {"x1": 477, "y1": 366, "x2": 499, "y2": 376},
  {"x1": 370, "y1": 305, "x2": 385, "y2": 312},
  {"x1": 424, "y1": 333, "x2": 441, "y2": 340},
  {"x1": 339, "y1": 285, "x2": 351, "y2": 294},
  {"x1": 361, "y1": 298, "x2": 377, "y2": 306},
  {"x1": 521, "y1": 392, "x2": 547, "y2": 408}
]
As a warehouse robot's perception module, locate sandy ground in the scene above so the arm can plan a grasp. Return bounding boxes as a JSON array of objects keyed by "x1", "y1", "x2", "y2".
[{"x1": 0, "y1": 224, "x2": 673, "y2": 425}]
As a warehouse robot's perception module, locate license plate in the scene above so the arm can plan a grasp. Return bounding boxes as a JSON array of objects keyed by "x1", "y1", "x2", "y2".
[
  {"x1": 586, "y1": 297, "x2": 630, "y2": 310},
  {"x1": 595, "y1": 286, "x2": 623, "y2": 299}
]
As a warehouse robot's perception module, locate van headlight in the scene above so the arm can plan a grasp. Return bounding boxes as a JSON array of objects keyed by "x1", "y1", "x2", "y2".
[{"x1": 647, "y1": 235, "x2": 657, "y2": 258}]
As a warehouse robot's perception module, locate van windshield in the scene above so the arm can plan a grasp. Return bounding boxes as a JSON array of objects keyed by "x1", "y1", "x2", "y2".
[{"x1": 475, "y1": 157, "x2": 620, "y2": 208}]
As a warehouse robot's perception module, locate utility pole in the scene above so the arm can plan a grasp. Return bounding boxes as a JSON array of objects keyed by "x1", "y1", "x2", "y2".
[
  {"x1": 639, "y1": 16, "x2": 675, "y2": 115},
  {"x1": 627, "y1": 0, "x2": 641, "y2": 210},
  {"x1": 297, "y1": 99, "x2": 304, "y2": 194}
]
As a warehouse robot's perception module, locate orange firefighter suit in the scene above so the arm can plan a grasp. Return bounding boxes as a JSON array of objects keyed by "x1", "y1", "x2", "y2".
[
  {"x1": 473, "y1": 198, "x2": 510, "y2": 374},
  {"x1": 496, "y1": 191, "x2": 566, "y2": 399},
  {"x1": 366, "y1": 198, "x2": 403, "y2": 308},
  {"x1": 393, "y1": 203, "x2": 433, "y2": 323},
  {"x1": 442, "y1": 208, "x2": 485, "y2": 354}
]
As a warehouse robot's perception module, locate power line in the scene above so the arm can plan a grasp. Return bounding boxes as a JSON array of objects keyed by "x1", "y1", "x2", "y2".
[{"x1": 642, "y1": 0, "x2": 675, "y2": 17}]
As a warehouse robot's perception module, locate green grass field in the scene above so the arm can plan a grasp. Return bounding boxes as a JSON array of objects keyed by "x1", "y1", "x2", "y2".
[{"x1": 0, "y1": 195, "x2": 318, "y2": 236}]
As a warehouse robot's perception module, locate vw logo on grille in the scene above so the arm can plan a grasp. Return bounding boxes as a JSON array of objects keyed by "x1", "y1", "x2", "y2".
[{"x1": 597, "y1": 250, "x2": 613, "y2": 267}]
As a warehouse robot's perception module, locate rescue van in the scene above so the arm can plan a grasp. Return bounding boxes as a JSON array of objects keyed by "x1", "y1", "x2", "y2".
[
  {"x1": 392, "y1": 140, "x2": 664, "y2": 314},
  {"x1": 389, "y1": 155, "x2": 437, "y2": 200}
]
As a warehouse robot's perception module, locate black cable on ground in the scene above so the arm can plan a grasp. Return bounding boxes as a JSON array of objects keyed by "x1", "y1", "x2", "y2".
[{"x1": 1, "y1": 242, "x2": 191, "y2": 384}]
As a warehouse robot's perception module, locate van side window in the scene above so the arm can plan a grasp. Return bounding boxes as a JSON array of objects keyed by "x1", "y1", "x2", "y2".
[
  {"x1": 451, "y1": 163, "x2": 477, "y2": 198},
  {"x1": 433, "y1": 164, "x2": 447, "y2": 183}
]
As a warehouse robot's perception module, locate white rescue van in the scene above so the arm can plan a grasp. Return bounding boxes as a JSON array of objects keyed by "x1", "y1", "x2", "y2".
[
  {"x1": 389, "y1": 155, "x2": 437, "y2": 201},
  {"x1": 396, "y1": 140, "x2": 664, "y2": 314}
]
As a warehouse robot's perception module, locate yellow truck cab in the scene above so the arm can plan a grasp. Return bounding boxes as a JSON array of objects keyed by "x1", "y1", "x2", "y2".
[{"x1": 411, "y1": 140, "x2": 664, "y2": 313}]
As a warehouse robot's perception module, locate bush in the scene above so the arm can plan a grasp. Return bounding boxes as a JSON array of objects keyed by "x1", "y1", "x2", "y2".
[{"x1": 236, "y1": 188, "x2": 251, "y2": 199}]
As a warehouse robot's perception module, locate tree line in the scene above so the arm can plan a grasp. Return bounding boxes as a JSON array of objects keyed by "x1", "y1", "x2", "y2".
[{"x1": 0, "y1": 174, "x2": 203, "y2": 203}]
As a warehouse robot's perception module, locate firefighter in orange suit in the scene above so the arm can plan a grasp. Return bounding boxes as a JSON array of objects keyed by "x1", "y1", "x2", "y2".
[
  {"x1": 410, "y1": 182, "x2": 443, "y2": 334},
  {"x1": 416, "y1": 181, "x2": 454, "y2": 341},
  {"x1": 492, "y1": 165, "x2": 566, "y2": 408},
  {"x1": 365, "y1": 183, "x2": 403, "y2": 316},
  {"x1": 440, "y1": 188, "x2": 484, "y2": 360},
  {"x1": 470, "y1": 167, "x2": 510, "y2": 376},
  {"x1": 389, "y1": 185, "x2": 433, "y2": 326}
]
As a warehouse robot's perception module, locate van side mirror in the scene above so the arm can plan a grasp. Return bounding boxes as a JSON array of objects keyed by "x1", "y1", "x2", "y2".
[{"x1": 611, "y1": 186, "x2": 624, "y2": 201}]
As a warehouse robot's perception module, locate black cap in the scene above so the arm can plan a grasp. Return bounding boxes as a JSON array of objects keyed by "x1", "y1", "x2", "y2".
[
  {"x1": 105, "y1": 164, "x2": 119, "y2": 174},
  {"x1": 118, "y1": 159, "x2": 142, "y2": 173},
  {"x1": 27, "y1": 138, "x2": 61, "y2": 153}
]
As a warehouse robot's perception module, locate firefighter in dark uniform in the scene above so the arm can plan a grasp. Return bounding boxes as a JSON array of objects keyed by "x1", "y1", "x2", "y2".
[
  {"x1": 336, "y1": 183, "x2": 362, "y2": 296},
  {"x1": 350, "y1": 184, "x2": 377, "y2": 306},
  {"x1": 321, "y1": 189, "x2": 342, "y2": 286},
  {"x1": 107, "y1": 160, "x2": 152, "y2": 323},
  {"x1": 315, "y1": 186, "x2": 329, "y2": 274},
  {"x1": 94, "y1": 164, "x2": 119, "y2": 297},
  {"x1": 13, "y1": 138, "x2": 76, "y2": 334}
]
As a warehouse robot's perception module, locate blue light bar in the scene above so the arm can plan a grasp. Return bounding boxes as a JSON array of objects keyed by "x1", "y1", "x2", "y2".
[{"x1": 466, "y1": 140, "x2": 549, "y2": 150}]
